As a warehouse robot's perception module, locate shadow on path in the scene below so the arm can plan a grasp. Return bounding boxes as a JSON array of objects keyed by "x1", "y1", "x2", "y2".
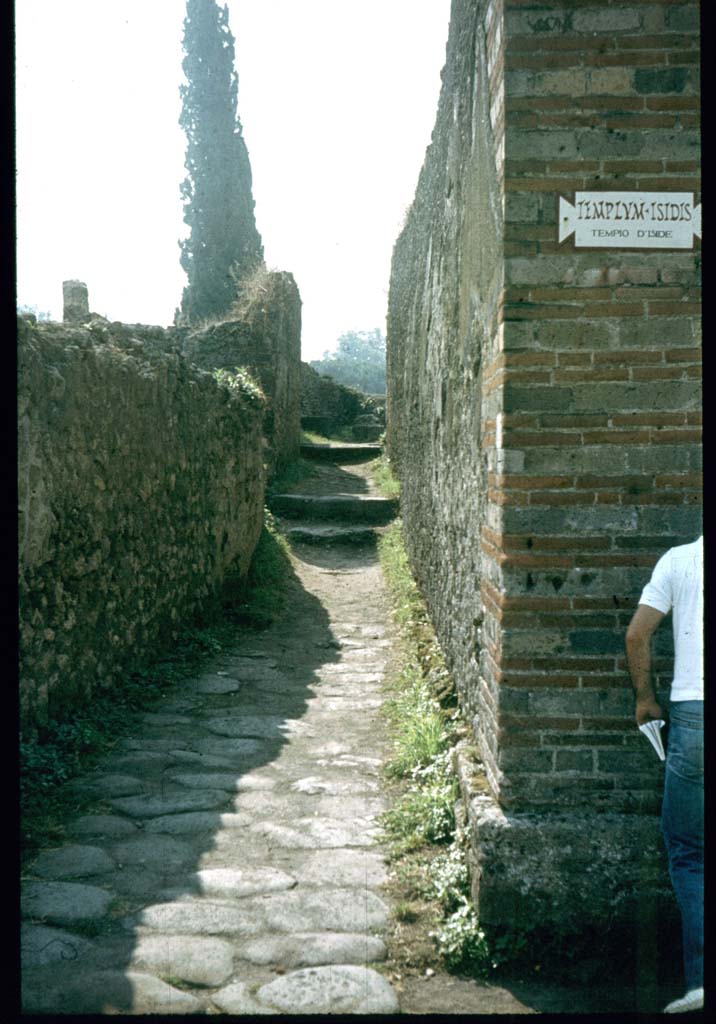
[{"x1": 21, "y1": 551, "x2": 352, "y2": 1013}]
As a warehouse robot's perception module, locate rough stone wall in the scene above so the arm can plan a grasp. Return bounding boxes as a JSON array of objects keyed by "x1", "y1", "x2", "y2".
[
  {"x1": 180, "y1": 271, "x2": 301, "y2": 476},
  {"x1": 387, "y1": 0, "x2": 701, "y2": 936},
  {"x1": 386, "y1": 0, "x2": 504, "y2": 718},
  {"x1": 300, "y1": 362, "x2": 381, "y2": 434},
  {"x1": 18, "y1": 318, "x2": 266, "y2": 729}
]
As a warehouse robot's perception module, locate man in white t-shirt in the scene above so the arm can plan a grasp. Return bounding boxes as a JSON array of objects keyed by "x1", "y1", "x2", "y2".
[{"x1": 626, "y1": 535, "x2": 703, "y2": 1014}]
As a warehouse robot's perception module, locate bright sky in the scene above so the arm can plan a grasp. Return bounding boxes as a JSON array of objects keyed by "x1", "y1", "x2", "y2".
[{"x1": 15, "y1": 0, "x2": 450, "y2": 360}]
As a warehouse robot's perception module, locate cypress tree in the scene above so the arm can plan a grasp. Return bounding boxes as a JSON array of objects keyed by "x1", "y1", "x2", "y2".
[{"x1": 177, "y1": 0, "x2": 263, "y2": 324}]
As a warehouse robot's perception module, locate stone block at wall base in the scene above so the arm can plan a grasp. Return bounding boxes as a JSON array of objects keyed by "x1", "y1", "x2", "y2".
[{"x1": 453, "y1": 743, "x2": 679, "y2": 964}]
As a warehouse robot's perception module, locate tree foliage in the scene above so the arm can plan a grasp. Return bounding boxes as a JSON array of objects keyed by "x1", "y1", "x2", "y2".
[
  {"x1": 177, "y1": 0, "x2": 263, "y2": 324},
  {"x1": 310, "y1": 329, "x2": 387, "y2": 395}
]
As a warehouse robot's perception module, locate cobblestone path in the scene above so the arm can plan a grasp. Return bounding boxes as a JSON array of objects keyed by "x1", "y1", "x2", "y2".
[{"x1": 21, "y1": 445, "x2": 402, "y2": 1015}]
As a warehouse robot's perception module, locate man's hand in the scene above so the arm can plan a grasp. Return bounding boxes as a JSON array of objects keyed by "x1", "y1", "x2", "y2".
[
  {"x1": 626, "y1": 603, "x2": 666, "y2": 725},
  {"x1": 635, "y1": 696, "x2": 665, "y2": 726}
]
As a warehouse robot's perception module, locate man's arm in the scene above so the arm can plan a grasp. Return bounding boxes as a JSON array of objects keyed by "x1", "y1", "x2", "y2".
[{"x1": 625, "y1": 603, "x2": 666, "y2": 724}]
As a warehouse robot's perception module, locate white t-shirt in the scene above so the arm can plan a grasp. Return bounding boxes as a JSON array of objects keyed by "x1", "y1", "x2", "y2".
[{"x1": 639, "y1": 535, "x2": 703, "y2": 701}]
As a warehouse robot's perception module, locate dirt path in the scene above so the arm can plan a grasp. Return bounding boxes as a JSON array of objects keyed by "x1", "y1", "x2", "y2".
[{"x1": 21, "y1": 448, "x2": 681, "y2": 1015}]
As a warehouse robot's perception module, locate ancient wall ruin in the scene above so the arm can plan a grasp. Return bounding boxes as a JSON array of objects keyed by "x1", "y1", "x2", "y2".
[
  {"x1": 18, "y1": 318, "x2": 266, "y2": 729},
  {"x1": 180, "y1": 271, "x2": 302, "y2": 476},
  {"x1": 387, "y1": 0, "x2": 701, "y2": 937},
  {"x1": 300, "y1": 362, "x2": 384, "y2": 439}
]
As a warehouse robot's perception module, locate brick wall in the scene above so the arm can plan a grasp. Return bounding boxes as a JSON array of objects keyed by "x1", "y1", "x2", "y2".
[{"x1": 479, "y1": 0, "x2": 702, "y2": 813}]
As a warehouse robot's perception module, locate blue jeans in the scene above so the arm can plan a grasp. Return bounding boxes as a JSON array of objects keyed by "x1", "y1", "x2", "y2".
[{"x1": 661, "y1": 700, "x2": 704, "y2": 992}]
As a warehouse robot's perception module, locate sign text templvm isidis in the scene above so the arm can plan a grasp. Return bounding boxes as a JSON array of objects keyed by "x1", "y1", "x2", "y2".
[{"x1": 558, "y1": 192, "x2": 702, "y2": 249}]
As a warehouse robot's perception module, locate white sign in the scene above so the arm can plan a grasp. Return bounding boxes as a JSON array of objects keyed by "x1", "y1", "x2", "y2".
[{"x1": 558, "y1": 191, "x2": 701, "y2": 249}]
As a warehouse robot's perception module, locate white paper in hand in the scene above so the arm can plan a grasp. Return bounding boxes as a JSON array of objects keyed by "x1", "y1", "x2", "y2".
[{"x1": 639, "y1": 719, "x2": 666, "y2": 761}]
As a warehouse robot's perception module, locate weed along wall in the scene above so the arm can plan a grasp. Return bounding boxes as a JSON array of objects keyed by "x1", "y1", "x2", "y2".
[
  {"x1": 18, "y1": 317, "x2": 266, "y2": 730},
  {"x1": 387, "y1": 0, "x2": 701, "y2": 947}
]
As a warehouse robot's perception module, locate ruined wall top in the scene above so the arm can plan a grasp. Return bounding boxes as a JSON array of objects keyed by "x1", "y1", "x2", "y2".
[{"x1": 62, "y1": 280, "x2": 90, "y2": 323}]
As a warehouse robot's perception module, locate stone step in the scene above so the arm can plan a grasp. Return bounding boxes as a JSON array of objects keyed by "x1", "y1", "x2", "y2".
[
  {"x1": 269, "y1": 493, "x2": 398, "y2": 525},
  {"x1": 300, "y1": 442, "x2": 382, "y2": 463},
  {"x1": 286, "y1": 525, "x2": 379, "y2": 547}
]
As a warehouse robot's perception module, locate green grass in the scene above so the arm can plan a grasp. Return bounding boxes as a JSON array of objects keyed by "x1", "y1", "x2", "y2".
[
  {"x1": 301, "y1": 429, "x2": 333, "y2": 445},
  {"x1": 381, "y1": 772, "x2": 457, "y2": 857},
  {"x1": 370, "y1": 455, "x2": 400, "y2": 500},
  {"x1": 375, "y1": 518, "x2": 576, "y2": 979},
  {"x1": 21, "y1": 506, "x2": 293, "y2": 865},
  {"x1": 377, "y1": 520, "x2": 424, "y2": 631},
  {"x1": 382, "y1": 665, "x2": 451, "y2": 778},
  {"x1": 378, "y1": 524, "x2": 457, "y2": 845},
  {"x1": 376, "y1": 518, "x2": 494, "y2": 977},
  {"x1": 393, "y1": 901, "x2": 422, "y2": 924},
  {"x1": 224, "y1": 508, "x2": 293, "y2": 628},
  {"x1": 301, "y1": 426, "x2": 356, "y2": 444}
]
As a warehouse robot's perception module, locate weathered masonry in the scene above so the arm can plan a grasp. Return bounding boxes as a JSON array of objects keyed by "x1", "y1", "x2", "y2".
[
  {"x1": 387, "y1": 0, "x2": 701, "y2": 941},
  {"x1": 18, "y1": 274, "x2": 302, "y2": 729}
]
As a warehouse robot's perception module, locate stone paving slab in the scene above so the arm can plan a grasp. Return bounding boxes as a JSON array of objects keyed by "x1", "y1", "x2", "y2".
[
  {"x1": 237, "y1": 931, "x2": 388, "y2": 968},
  {"x1": 197, "y1": 834, "x2": 275, "y2": 869},
  {"x1": 108, "y1": 868, "x2": 176, "y2": 902},
  {"x1": 182, "y1": 866, "x2": 297, "y2": 897},
  {"x1": 291, "y1": 773, "x2": 381, "y2": 794},
  {"x1": 21, "y1": 923, "x2": 96, "y2": 968},
  {"x1": 248, "y1": 817, "x2": 381, "y2": 849},
  {"x1": 166, "y1": 748, "x2": 240, "y2": 769},
  {"x1": 313, "y1": 753, "x2": 383, "y2": 771},
  {"x1": 291, "y1": 848, "x2": 389, "y2": 887},
  {"x1": 22, "y1": 967, "x2": 202, "y2": 1014},
  {"x1": 122, "y1": 737, "x2": 194, "y2": 752},
  {"x1": 204, "y1": 714, "x2": 313, "y2": 739},
  {"x1": 22, "y1": 881, "x2": 114, "y2": 925},
  {"x1": 110, "y1": 835, "x2": 195, "y2": 869},
  {"x1": 255, "y1": 965, "x2": 400, "y2": 1014},
  {"x1": 127, "y1": 899, "x2": 265, "y2": 936},
  {"x1": 168, "y1": 771, "x2": 249, "y2": 792},
  {"x1": 31, "y1": 843, "x2": 116, "y2": 878},
  {"x1": 109, "y1": 789, "x2": 230, "y2": 817},
  {"x1": 189, "y1": 736, "x2": 270, "y2": 758},
  {"x1": 141, "y1": 712, "x2": 194, "y2": 726},
  {"x1": 232, "y1": 677, "x2": 315, "y2": 698},
  {"x1": 142, "y1": 810, "x2": 252, "y2": 834},
  {"x1": 211, "y1": 980, "x2": 275, "y2": 1015},
  {"x1": 69, "y1": 772, "x2": 147, "y2": 797},
  {"x1": 220, "y1": 655, "x2": 278, "y2": 670},
  {"x1": 190, "y1": 674, "x2": 242, "y2": 694},
  {"x1": 129, "y1": 934, "x2": 235, "y2": 986},
  {"x1": 102, "y1": 750, "x2": 173, "y2": 771},
  {"x1": 252, "y1": 887, "x2": 390, "y2": 933},
  {"x1": 309, "y1": 695, "x2": 384, "y2": 711}
]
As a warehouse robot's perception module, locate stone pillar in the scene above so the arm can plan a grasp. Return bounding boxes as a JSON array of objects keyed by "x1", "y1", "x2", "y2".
[{"x1": 63, "y1": 280, "x2": 89, "y2": 323}]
